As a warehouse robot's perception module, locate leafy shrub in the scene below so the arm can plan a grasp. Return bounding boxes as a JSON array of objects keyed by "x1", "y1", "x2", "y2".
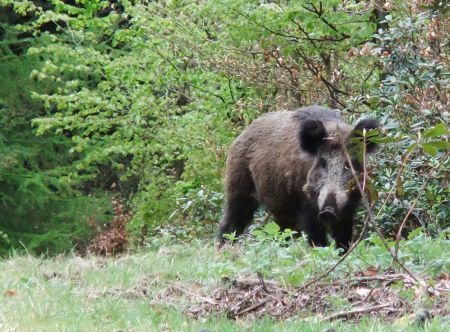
[
  {"x1": 213, "y1": 223, "x2": 449, "y2": 286},
  {"x1": 367, "y1": 3, "x2": 449, "y2": 236},
  {"x1": 168, "y1": 185, "x2": 224, "y2": 238}
]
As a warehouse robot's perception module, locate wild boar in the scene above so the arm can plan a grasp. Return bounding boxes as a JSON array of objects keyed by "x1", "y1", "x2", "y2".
[{"x1": 218, "y1": 106, "x2": 378, "y2": 251}]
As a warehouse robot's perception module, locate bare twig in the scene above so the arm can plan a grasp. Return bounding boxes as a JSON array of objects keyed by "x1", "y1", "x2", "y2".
[
  {"x1": 169, "y1": 285, "x2": 218, "y2": 305},
  {"x1": 349, "y1": 273, "x2": 412, "y2": 284},
  {"x1": 394, "y1": 199, "x2": 419, "y2": 257},
  {"x1": 374, "y1": 143, "x2": 416, "y2": 221},
  {"x1": 257, "y1": 272, "x2": 269, "y2": 292},
  {"x1": 234, "y1": 278, "x2": 287, "y2": 290},
  {"x1": 302, "y1": 1, "x2": 350, "y2": 39},
  {"x1": 323, "y1": 302, "x2": 396, "y2": 321},
  {"x1": 227, "y1": 285, "x2": 263, "y2": 313},
  {"x1": 296, "y1": 217, "x2": 370, "y2": 294},
  {"x1": 363, "y1": 288, "x2": 376, "y2": 302},
  {"x1": 362, "y1": 128, "x2": 368, "y2": 192},
  {"x1": 232, "y1": 9, "x2": 301, "y2": 42},
  {"x1": 233, "y1": 298, "x2": 270, "y2": 316}
]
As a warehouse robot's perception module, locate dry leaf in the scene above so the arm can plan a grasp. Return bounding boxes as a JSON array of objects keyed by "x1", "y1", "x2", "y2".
[
  {"x1": 4, "y1": 290, "x2": 17, "y2": 297},
  {"x1": 352, "y1": 287, "x2": 372, "y2": 298},
  {"x1": 363, "y1": 266, "x2": 380, "y2": 276}
]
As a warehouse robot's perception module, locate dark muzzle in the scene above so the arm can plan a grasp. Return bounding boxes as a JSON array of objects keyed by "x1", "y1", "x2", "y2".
[
  {"x1": 318, "y1": 206, "x2": 338, "y2": 224},
  {"x1": 318, "y1": 192, "x2": 339, "y2": 224}
]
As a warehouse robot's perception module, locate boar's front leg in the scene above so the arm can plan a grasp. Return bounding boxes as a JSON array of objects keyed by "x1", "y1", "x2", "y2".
[
  {"x1": 332, "y1": 219, "x2": 354, "y2": 253},
  {"x1": 293, "y1": 207, "x2": 328, "y2": 247}
]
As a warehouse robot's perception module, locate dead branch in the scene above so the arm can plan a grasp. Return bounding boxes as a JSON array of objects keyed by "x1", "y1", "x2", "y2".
[
  {"x1": 323, "y1": 302, "x2": 396, "y2": 321},
  {"x1": 227, "y1": 285, "x2": 263, "y2": 313},
  {"x1": 233, "y1": 298, "x2": 271, "y2": 317},
  {"x1": 315, "y1": 273, "x2": 415, "y2": 287},
  {"x1": 169, "y1": 285, "x2": 218, "y2": 305},
  {"x1": 349, "y1": 273, "x2": 412, "y2": 284},
  {"x1": 233, "y1": 278, "x2": 287, "y2": 290}
]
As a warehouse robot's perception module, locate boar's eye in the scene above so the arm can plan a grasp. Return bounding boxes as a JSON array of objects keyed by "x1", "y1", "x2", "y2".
[
  {"x1": 343, "y1": 161, "x2": 350, "y2": 171},
  {"x1": 343, "y1": 160, "x2": 362, "y2": 172},
  {"x1": 318, "y1": 158, "x2": 327, "y2": 169}
]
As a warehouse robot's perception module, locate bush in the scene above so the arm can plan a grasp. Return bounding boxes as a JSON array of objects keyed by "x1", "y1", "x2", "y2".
[{"x1": 368, "y1": 2, "x2": 449, "y2": 236}]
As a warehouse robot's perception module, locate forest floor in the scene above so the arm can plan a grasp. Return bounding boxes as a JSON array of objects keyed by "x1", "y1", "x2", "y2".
[{"x1": 0, "y1": 233, "x2": 449, "y2": 331}]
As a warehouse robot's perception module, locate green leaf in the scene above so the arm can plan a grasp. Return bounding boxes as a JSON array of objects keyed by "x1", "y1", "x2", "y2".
[
  {"x1": 406, "y1": 143, "x2": 417, "y2": 153},
  {"x1": 263, "y1": 222, "x2": 280, "y2": 236},
  {"x1": 423, "y1": 123, "x2": 447, "y2": 138},
  {"x1": 426, "y1": 140, "x2": 449, "y2": 150},
  {"x1": 422, "y1": 143, "x2": 438, "y2": 156},
  {"x1": 407, "y1": 227, "x2": 424, "y2": 240}
]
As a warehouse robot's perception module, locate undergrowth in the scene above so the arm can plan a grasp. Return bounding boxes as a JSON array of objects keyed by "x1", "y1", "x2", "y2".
[{"x1": 1, "y1": 227, "x2": 448, "y2": 331}]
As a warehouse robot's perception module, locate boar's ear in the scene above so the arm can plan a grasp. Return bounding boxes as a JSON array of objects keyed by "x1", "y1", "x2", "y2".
[
  {"x1": 299, "y1": 120, "x2": 327, "y2": 155},
  {"x1": 351, "y1": 118, "x2": 379, "y2": 153}
]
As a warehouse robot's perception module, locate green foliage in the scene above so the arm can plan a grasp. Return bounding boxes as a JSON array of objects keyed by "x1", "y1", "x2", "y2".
[
  {"x1": 252, "y1": 221, "x2": 297, "y2": 242},
  {"x1": 368, "y1": 4, "x2": 449, "y2": 236},
  {"x1": 0, "y1": 0, "x2": 113, "y2": 254},
  {"x1": 0, "y1": 0, "x2": 448, "y2": 254},
  {"x1": 214, "y1": 226, "x2": 449, "y2": 287},
  {"x1": 169, "y1": 185, "x2": 223, "y2": 237}
]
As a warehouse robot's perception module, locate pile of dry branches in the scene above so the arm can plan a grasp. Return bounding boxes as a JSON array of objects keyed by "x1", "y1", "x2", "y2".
[{"x1": 156, "y1": 271, "x2": 449, "y2": 322}]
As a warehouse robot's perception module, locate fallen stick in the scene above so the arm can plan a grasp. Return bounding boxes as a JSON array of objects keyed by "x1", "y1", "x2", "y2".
[
  {"x1": 350, "y1": 273, "x2": 408, "y2": 281},
  {"x1": 313, "y1": 273, "x2": 414, "y2": 289},
  {"x1": 233, "y1": 298, "x2": 270, "y2": 316},
  {"x1": 169, "y1": 285, "x2": 218, "y2": 305},
  {"x1": 323, "y1": 302, "x2": 395, "y2": 321},
  {"x1": 237, "y1": 274, "x2": 410, "y2": 293},
  {"x1": 233, "y1": 278, "x2": 285, "y2": 289},
  {"x1": 227, "y1": 285, "x2": 263, "y2": 313}
]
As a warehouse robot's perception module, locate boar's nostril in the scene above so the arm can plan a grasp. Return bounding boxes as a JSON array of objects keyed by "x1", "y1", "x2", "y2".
[{"x1": 318, "y1": 206, "x2": 338, "y2": 223}]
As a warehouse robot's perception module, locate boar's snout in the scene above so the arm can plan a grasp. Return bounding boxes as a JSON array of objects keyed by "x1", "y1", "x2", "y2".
[
  {"x1": 318, "y1": 206, "x2": 338, "y2": 224},
  {"x1": 318, "y1": 192, "x2": 340, "y2": 224}
]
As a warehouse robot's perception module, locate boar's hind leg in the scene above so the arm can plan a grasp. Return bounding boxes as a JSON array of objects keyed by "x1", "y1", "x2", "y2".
[{"x1": 218, "y1": 194, "x2": 259, "y2": 242}]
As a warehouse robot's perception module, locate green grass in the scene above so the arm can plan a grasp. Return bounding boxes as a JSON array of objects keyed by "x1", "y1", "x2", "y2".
[{"x1": 0, "y1": 231, "x2": 449, "y2": 331}]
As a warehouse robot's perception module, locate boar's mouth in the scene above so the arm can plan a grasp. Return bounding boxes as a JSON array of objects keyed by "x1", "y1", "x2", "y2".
[
  {"x1": 318, "y1": 206, "x2": 338, "y2": 224},
  {"x1": 318, "y1": 192, "x2": 340, "y2": 224}
]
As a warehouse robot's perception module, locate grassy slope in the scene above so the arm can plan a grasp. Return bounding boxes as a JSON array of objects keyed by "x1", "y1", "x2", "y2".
[{"x1": 0, "y1": 232, "x2": 449, "y2": 331}]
